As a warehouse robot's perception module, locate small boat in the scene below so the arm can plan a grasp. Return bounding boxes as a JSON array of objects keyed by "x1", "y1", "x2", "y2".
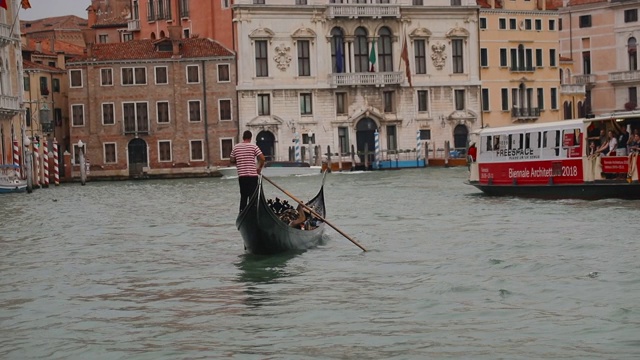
[
  {"x1": 218, "y1": 161, "x2": 321, "y2": 178},
  {"x1": 467, "y1": 114, "x2": 640, "y2": 200},
  {"x1": 0, "y1": 164, "x2": 27, "y2": 194},
  {"x1": 236, "y1": 174, "x2": 327, "y2": 255}
]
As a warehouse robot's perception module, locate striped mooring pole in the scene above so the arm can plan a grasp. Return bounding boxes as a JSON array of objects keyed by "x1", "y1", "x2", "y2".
[
  {"x1": 42, "y1": 139, "x2": 50, "y2": 188},
  {"x1": 13, "y1": 137, "x2": 20, "y2": 178},
  {"x1": 33, "y1": 141, "x2": 40, "y2": 187},
  {"x1": 53, "y1": 138, "x2": 59, "y2": 186}
]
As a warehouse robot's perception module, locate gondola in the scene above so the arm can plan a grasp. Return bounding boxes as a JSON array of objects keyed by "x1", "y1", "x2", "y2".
[{"x1": 236, "y1": 173, "x2": 327, "y2": 255}]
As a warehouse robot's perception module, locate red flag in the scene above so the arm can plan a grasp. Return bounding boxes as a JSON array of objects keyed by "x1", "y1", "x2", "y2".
[
  {"x1": 21, "y1": 0, "x2": 31, "y2": 9},
  {"x1": 400, "y1": 36, "x2": 412, "y2": 88},
  {"x1": 0, "y1": 0, "x2": 7, "y2": 10}
]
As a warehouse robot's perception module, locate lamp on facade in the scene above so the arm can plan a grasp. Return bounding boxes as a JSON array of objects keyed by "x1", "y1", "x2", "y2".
[{"x1": 39, "y1": 102, "x2": 52, "y2": 134}]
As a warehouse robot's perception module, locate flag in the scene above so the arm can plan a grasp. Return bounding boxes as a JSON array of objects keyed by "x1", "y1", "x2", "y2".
[
  {"x1": 21, "y1": 0, "x2": 31, "y2": 9},
  {"x1": 335, "y1": 41, "x2": 343, "y2": 73},
  {"x1": 0, "y1": 0, "x2": 7, "y2": 10},
  {"x1": 369, "y1": 38, "x2": 376, "y2": 72},
  {"x1": 400, "y1": 36, "x2": 412, "y2": 87}
]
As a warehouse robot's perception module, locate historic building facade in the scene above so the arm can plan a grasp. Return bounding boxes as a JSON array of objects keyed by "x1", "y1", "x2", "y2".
[
  {"x1": 234, "y1": 0, "x2": 481, "y2": 162},
  {"x1": 127, "y1": 0, "x2": 234, "y2": 49},
  {"x1": 0, "y1": 2, "x2": 25, "y2": 165},
  {"x1": 559, "y1": 0, "x2": 640, "y2": 116},
  {"x1": 66, "y1": 29, "x2": 237, "y2": 179},
  {"x1": 478, "y1": 0, "x2": 565, "y2": 128}
]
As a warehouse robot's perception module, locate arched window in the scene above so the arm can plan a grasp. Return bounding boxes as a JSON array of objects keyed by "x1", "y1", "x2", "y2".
[
  {"x1": 354, "y1": 27, "x2": 369, "y2": 73},
  {"x1": 564, "y1": 101, "x2": 573, "y2": 120},
  {"x1": 518, "y1": 44, "x2": 525, "y2": 70},
  {"x1": 159, "y1": 30, "x2": 165, "y2": 38},
  {"x1": 331, "y1": 27, "x2": 345, "y2": 73},
  {"x1": 628, "y1": 37, "x2": 637, "y2": 71},
  {"x1": 150, "y1": 32, "x2": 156, "y2": 40},
  {"x1": 378, "y1": 27, "x2": 393, "y2": 72},
  {"x1": 577, "y1": 101, "x2": 585, "y2": 118},
  {"x1": 559, "y1": 68, "x2": 564, "y2": 84}
]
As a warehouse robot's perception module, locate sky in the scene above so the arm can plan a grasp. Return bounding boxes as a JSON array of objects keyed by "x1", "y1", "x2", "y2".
[{"x1": 19, "y1": 0, "x2": 89, "y2": 21}]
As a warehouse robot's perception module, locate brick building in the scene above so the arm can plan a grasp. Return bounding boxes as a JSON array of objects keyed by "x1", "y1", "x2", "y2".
[{"x1": 66, "y1": 28, "x2": 237, "y2": 179}]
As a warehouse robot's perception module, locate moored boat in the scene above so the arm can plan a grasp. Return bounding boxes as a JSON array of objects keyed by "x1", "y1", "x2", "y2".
[
  {"x1": 467, "y1": 114, "x2": 640, "y2": 199},
  {"x1": 236, "y1": 174, "x2": 327, "y2": 255},
  {"x1": 218, "y1": 161, "x2": 321, "y2": 178},
  {"x1": 0, "y1": 165, "x2": 27, "y2": 194}
]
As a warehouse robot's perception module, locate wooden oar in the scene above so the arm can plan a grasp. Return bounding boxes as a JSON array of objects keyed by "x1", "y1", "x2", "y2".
[{"x1": 262, "y1": 175, "x2": 367, "y2": 252}]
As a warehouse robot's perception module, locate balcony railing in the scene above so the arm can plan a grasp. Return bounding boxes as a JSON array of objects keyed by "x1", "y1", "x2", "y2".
[
  {"x1": 327, "y1": 4, "x2": 400, "y2": 19},
  {"x1": 573, "y1": 74, "x2": 596, "y2": 85},
  {"x1": 609, "y1": 70, "x2": 640, "y2": 83},
  {"x1": 511, "y1": 107, "x2": 540, "y2": 119},
  {"x1": 509, "y1": 66, "x2": 535, "y2": 72},
  {"x1": 560, "y1": 84, "x2": 586, "y2": 94},
  {"x1": 128, "y1": 19, "x2": 140, "y2": 31},
  {"x1": 0, "y1": 23, "x2": 18, "y2": 47},
  {"x1": 0, "y1": 95, "x2": 20, "y2": 117},
  {"x1": 329, "y1": 72, "x2": 403, "y2": 86}
]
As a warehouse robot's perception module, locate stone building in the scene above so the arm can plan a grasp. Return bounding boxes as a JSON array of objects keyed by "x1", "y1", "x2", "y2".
[
  {"x1": 127, "y1": 0, "x2": 234, "y2": 50},
  {"x1": 478, "y1": 0, "x2": 566, "y2": 127},
  {"x1": 233, "y1": 0, "x2": 482, "y2": 163},
  {"x1": 0, "y1": 2, "x2": 24, "y2": 165},
  {"x1": 559, "y1": 0, "x2": 640, "y2": 116},
  {"x1": 66, "y1": 28, "x2": 237, "y2": 179}
]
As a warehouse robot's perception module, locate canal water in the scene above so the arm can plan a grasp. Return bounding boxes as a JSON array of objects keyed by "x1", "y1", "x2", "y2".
[{"x1": 1, "y1": 168, "x2": 639, "y2": 359}]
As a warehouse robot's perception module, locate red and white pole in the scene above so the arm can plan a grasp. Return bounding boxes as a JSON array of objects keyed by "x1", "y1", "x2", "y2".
[
  {"x1": 53, "y1": 138, "x2": 59, "y2": 186},
  {"x1": 13, "y1": 137, "x2": 20, "y2": 178},
  {"x1": 43, "y1": 139, "x2": 49, "y2": 188},
  {"x1": 33, "y1": 141, "x2": 40, "y2": 187}
]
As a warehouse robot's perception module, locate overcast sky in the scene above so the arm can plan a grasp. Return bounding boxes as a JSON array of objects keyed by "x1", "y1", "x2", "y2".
[{"x1": 20, "y1": 0, "x2": 89, "y2": 21}]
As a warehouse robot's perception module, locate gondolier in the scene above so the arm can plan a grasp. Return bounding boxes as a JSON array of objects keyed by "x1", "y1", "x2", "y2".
[{"x1": 230, "y1": 130, "x2": 266, "y2": 212}]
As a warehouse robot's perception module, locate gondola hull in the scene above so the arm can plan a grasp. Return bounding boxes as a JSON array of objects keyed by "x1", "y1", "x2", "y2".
[{"x1": 236, "y1": 177, "x2": 326, "y2": 255}]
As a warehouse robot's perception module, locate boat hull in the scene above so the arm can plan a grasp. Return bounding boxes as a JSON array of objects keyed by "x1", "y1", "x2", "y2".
[
  {"x1": 0, "y1": 184, "x2": 27, "y2": 193},
  {"x1": 236, "y1": 176, "x2": 326, "y2": 255},
  {"x1": 468, "y1": 181, "x2": 640, "y2": 200}
]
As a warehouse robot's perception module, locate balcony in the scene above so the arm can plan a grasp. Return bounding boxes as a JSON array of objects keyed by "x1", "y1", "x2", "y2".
[
  {"x1": 609, "y1": 70, "x2": 640, "y2": 84},
  {"x1": 327, "y1": 3, "x2": 400, "y2": 19},
  {"x1": 573, "y1": 74, "x2": 596, "y2": 86},
  {"x1": 0, "y1": 23, "x2": 19, "y2": 47},
  {"x1": 509, "y1": 66, "x2": 535, "y2": 73},
  {"x1": 329, "y1": 72, "x2": 403, "y2": 86},
  {"x1": 560, "y1": 83, "x2": 586, "y2": 95},
  {"x1": 511, "y1": 107, "x2": 540, "y2": 120},
  {"x1": 128, "y1": 19, "x2": 140, "y2": 31},
  {"x1": 0, "y1": 95, "x2": 20, "y2": 119}
]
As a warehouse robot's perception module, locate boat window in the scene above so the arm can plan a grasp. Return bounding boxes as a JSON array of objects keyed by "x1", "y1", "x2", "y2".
[
  {"x1": 543, "y1": 131, "x2": 549, "y2": 148},
  {"x1": 525, "y1": 133, "x2": 531, "y2": 149},
  {"x1": 508, "y1": 134, "x2": 513, "y2": 150},
  {"x1": 484, "y1": 135, "x2": 492, "y2": 151},
  {"x1": 518, "y1": 133, "x2": 524, "y2": 149},
  {"x1": 554, "y1": 130, "x2": 561, "y2": 156}
]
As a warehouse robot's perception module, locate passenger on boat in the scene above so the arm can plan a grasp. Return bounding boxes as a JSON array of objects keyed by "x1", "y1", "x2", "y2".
[
  {"x1": 287, "y1": 204, "x2": 307, "y2": 229},
  {"x1": 613, "y1": 122, "x2": 630, "y2": 155},
  {"x1": 596, "y1": 130, "x2": 618, "y2": 156},
  {"x1": 587, "y1": 141, "x2": 597, "y2": 156},
  {"x1": 468, "y1": 143, "x2": 477, "y2": 162},
  {"x1": 629, "y1": 134, "x2": 640, "y2": 154}
]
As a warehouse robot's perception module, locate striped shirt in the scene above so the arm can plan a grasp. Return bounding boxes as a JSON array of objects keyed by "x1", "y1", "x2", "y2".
[{"x1": 230, "y1": 142, "x2": 263, "y2": 177}]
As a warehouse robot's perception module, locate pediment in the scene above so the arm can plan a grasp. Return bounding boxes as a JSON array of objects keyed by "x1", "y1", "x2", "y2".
[
  {"x1": 349, "y1": 105, "x2": 384, "y2": 126},
  {"x1": 447, "y1": 110, "x2": 477, "y2": 120},
  {"x1": 291, "y1": 27, "x2": 316, "y2": 39},
  {"x1": 249, "y1": 27, "x2": 275, "y2": 39},
  {"x1": 409, "y1": 27, "x2": 431, "y2": 39},
  {"x1": 445, "y1": 26, "x2": 469, "y2": 38},
  {"x1": 247, "y1": 115, "x2": 284, "y2": 126}
]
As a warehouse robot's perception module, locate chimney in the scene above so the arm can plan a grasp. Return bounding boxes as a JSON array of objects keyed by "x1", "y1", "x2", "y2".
[
  {"x1": 57, "y1": 52, "x2": 66, "y2": 70},
  {"x1": 168, "y1": 26, "x2": 182, "y2": 56},
  {"x1": 49, "y1": 38, "x2": 55, "y2": 53},
  {"x1": 87, "y1": 5, "x2": 97, "y2": 27},
  {"x1": 81, "y1": 28, "x2": 96, "y2": 58},
  {"x1": 35, "y1": 41, "x2": 42, "y2": 53}
]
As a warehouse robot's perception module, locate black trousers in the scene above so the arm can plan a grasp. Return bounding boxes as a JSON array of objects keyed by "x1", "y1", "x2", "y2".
[{"x1": 238, "y1": 176, "x2": 259, "y2": 212}]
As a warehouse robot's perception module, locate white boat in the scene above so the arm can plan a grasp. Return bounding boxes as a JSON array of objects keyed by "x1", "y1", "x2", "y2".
[
  {"x1": 0, "y1": 164, "x2": 27, "y2": 194},
  {"x1": 218, "y1": 161, "x2": 322, "y2": 178}
]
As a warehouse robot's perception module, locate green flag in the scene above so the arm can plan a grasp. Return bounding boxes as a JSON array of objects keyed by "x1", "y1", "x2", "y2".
[{"x1": 369, "y1": 39, "x2": 376, "y2": 72}]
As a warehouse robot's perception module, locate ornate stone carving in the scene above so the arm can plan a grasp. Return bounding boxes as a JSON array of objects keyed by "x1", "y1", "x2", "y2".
[
  {"x1": 431, "y1": 42, "x2": 447, "y2": 70},
  {"x1": 274, "y1": 43, "x2": 292, "y2": 71}
]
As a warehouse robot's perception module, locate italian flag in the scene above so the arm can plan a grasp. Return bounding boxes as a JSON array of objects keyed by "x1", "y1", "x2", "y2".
[{"x1": 369, "y1": 39, "x2": 376, "y2": 72}]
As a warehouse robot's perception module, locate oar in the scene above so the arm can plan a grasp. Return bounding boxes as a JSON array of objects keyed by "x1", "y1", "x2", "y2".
[{"x1": 262, "y1": 175, "x2": 367, "y2": 252}]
